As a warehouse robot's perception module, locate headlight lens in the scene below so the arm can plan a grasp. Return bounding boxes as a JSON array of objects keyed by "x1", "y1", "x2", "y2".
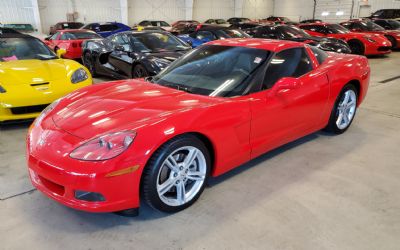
[
  {"x1": 71, "y1": 68, "x2": 88, "y2": 84},
  {"x1": 0, "y1": 85, "x2": 6, "y2": 93},
  {"x1": 33, "y1": 98, "x2": 61, "y2": 127},
  {"x1": 70, "y1": 131, "x2": 136, "y2": 161},
  {"x1": 364, "y1": 36, "x2": 376, "y2": 43}
]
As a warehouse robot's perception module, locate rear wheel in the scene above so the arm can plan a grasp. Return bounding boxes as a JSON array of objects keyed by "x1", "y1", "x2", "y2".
[
  {"x1": 348, "y1": 40, "x2": 365, "y2": 55},
  {"x1": 325, "y1": 84, "x2": 358, "y2": 134},
  {"x1": 142, "y1": 135, "x2": 211, "y2": 213},
  {"x1": 83, "y1": 52, "x2": 97, "y2": 77},
  {"x1": 132, "y1": 64, "x2": 149, "y2": 78}
]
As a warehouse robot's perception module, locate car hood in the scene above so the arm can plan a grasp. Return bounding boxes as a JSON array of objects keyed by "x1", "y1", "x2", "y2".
[
  {"x1": 0, "y1": 59, "x2": 69, "y2": 86},
  {"x1": 52, "y1": 80, "x2": 221, "y2": 139},
  {"x1": 146, "y1": 50, "x2": 189, "y2": 62}
]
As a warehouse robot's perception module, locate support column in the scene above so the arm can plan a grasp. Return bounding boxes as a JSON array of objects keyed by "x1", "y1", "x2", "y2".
[
  {"x1": 120, "y1": 0, "x2": 128, "y2": 24},
  {"x1": 31, "y1": 0, "x2": 42, "y2": 33},
  {"x1": 185, "y1": 0, "x2": 194, "y2": 20},
  {"x1": 234, "y1": 0, "x2": 244, "y2": 17}
]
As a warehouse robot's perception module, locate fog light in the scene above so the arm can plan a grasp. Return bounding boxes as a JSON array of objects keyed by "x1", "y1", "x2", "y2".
[{"x1": 75, "y1": 190, "x2": 105, "y2": 202}]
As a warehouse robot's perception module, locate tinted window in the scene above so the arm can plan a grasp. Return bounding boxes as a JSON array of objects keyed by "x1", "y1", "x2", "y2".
[
  {"x1": 129, "y1": 32, "x2": 190, "y2": 52},
  {"x1": 196, "y1": 31, "x2": 216, "y2": 40},
  {"x1": 49, "y1": 32, "x2": 60, "y2": 40},
  {"x1": 214, "y1": 29, "x2": 250, "y2": 39},
  {"x1": 310, "y1": 46, "x2": 328, "y2": 65},
  {"x1": 263, "y1": 48, "x2": 313, "y2": 89},
  {"x1": 0, "y1": 37, "x2": 56, "y2": 61},
  {"x1": 60, "y1": 32, "x2": 101, "y2": 40},
  {"x1": 153, "y1": 45, "x2": 270, "y2": 97},
  {"x1": 112, "y1": 34, "x2": 131, "y2": 50},
  {"x1": 99, "y1": 24, "x2": 118, "y2": 32}
]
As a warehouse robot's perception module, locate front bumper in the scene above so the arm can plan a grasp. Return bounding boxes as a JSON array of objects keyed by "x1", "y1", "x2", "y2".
[
  {"x1": 26, "y1": 120, "x2": 142, "y2": 213},
  {"x1": 364, "y1": 41, "x2": 392, "y2": 55}
]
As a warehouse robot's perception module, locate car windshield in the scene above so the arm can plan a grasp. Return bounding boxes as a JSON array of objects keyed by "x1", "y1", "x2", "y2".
[
  {"x1": 0, "y1": 37, "x2": 56, "y2": 61},
  {"x1": 278, "y1": 26, "x2": 311, "y2": 39},
  {"x1": 153, "y1": 45, "x2": 270, "y2": 97},
  {"x1": 216, "y1": 19, "x2": 227, "y2": 24},
  {"x1": 214, "y1": 29, "x2": 250, "y2": 38},
  {"x1": 2, "y1": 24, "x2": 34, "y2": 32},
  {"x1": 61, "y1": 31, "x2": 101, "y2": 40},
  {"x1": 130, "y1": 32, "x2": 191, "y2": 52},
  {"x1": 362, "y1": 21, "x2": 385, "y2": 31},
  {"x1": 326, "y1": 24, "x2": 349, "y2": 34},
  {"x1": 151, "y1": 21, "x2": 170, "y2": 27},
  {"x1": 61, "y1": 22, "x2": 84, "y2": 29},
  {"x1": 387, "y1": 20, "x2": 400, "y2": 29}
]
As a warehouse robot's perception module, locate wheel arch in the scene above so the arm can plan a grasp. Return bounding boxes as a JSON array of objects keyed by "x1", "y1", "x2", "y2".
[
  {"x1": 346, "y1": 79, "x2": 361, "y2": 105},
  {"x1": 347, "y1": 39, "x2": 365, "y2": 54}
]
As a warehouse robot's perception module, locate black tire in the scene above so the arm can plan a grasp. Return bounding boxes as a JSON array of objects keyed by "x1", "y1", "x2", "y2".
[
  {"x1": 132, "y1": 64, "x2": 149, "y2": 78},
  {"x1": 348, "y1": 40, "x2": 365, "y2": 55},
  {"x1": 142, "y1": 135, "x2": 211, "y2": 213},
  {"x1": 385, "y1": 35, "x2": 397, "y2": 49},
  {"x1": 325, "y1": 84, "x2": 358, "y2": 134},
  {"x1": 83, "y1": 52, "x2": 97, "y2": 77}
]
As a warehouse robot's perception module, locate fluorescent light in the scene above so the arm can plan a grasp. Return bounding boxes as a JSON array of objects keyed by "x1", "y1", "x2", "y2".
[
  {"x1": 336, "y1": 11, "x2": 344, "y2": 16},
  {"x1": 321, "y1": 11, "x2": 330, "y2": 16}
]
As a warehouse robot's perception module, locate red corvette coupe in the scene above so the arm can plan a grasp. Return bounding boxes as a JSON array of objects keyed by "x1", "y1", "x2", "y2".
[
  {"x1": 340, "y1": 19, "x2": 400, "y2": 49},
  {"x1": 27, "y1": 39, "x2": 370, "y2": 215},
  {"x1": 44, "y1": 29, "x2": 102, "y2": 59},
  {"x1": 299, "y1": 22, "x2": 392, "y2": 55}
]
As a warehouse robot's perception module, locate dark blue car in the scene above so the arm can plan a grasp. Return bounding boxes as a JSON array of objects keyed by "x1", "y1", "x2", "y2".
[
  {"x1": 177, "y1": 25, "x2": 250, "y2": 48},
  {"x1": 81, "y1": 22, "x2": 131, "y2": 37}
]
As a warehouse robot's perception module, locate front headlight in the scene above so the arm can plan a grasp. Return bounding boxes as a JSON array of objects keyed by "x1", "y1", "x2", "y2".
[
  {"x1": 364, "y1": 36, "x2": 376, "y2": 43},
  {"x1": 71, "y1": 68, "x2": 88, "y2": 84},
  {"x1": 0, "y1": 84, "x2": 6, "y2": 93},
  {"x1": 70, "y1": 131, "x2": 136, "y2": 161},
  {"x1": 33, "y1": 98, "x2": 61, "y2": 127}
]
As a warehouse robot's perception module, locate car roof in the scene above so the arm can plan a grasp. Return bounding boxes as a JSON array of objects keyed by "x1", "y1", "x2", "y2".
[
  {"x1": 0, "y1": 32, "x2": 36, "y2": 39},
  {"x1": 60, "y1": 29, "x2": 96, "y2": 33},
  {"x1": 299, "y1": 22, "x2": 330, "y2": 26},
  {"x1": 206, "y1": 38, "x2": 305, "y2": 52},
  {"x1": 120, "y1": 30, "x2": 169, "y2": 35},
  {"x1": 197, "y1": 25, "x2": 233, "y2": 31}
]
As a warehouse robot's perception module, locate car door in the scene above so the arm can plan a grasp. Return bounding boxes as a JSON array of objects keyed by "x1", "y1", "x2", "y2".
[
  {"x1": 108, "y1": 33, "x2": 135, "y2": 78},
  {"x1": 249, "y1": 47, "x2": 329, "y2": 159}
]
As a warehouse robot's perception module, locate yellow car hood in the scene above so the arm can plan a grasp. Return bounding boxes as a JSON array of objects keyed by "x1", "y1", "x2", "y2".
[{"x1": 0, "y1": 59, "x2": 68, "y2": 85}]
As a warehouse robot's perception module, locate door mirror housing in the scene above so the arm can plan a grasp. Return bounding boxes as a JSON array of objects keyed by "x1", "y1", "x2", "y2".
[
  {"x1": 271, "y1": 77, "x2": 301, "y2": 96},
  {"x1": 56, "y1": 48, "x2": 67, "y2": 58}
]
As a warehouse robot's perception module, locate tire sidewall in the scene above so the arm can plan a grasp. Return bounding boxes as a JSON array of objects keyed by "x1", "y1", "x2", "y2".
[
  {"x1": 143, "y1": 135, "x2": 211, "y2": 213},
  {"x1": 133, "y1": 64, "x2": 148, "y2": 78},
  {"x1": 327, "y1": 84, "x2": 358, "y2": 134}
]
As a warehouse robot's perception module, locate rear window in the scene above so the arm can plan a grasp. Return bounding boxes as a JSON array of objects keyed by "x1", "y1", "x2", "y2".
[
  {"x1": 60, "y1": 32, "x2": 101, "y2": 40},
  {"x1": 99, "y1": 24, "x2": 119, "y2": 32},
  {"x1": 310, "y1": 46, "x2": 328, "y2": 65}
]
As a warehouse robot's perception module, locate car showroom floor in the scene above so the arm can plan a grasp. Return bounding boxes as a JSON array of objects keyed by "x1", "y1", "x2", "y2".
[{"x1": 1, "y1": 53, "x2": 400, "y2": 250}]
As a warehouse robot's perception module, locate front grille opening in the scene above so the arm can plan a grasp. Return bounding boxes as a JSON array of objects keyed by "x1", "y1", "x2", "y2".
[
  {"x1": 10, "y1": 104, "x2": 49, "y2": 115},
  {"x1": 378, "y1": 46, "x2": 391, "y2": 52},
  {"x1": 38, "y1": 175, "x2": 65, "y2": 196}
]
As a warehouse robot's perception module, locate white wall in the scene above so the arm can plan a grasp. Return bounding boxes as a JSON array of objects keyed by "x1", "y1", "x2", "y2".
[
  {"x1": 242, "y1": 0, "x2": 274, "y2": 19},
  {"x1": 0, "y1": 0, "x2": 36, "y2": 27},
  {"x1": 273, "y1": 0, "x2": 315, "y2": 22},
  {"x1": 128, "y1": 0, "x2": 186, "y2": 26},
  {"x1": 193, "y1": 0, "x2": 235, "y2": 21},
  {"x1": 38, "y1": 0, "x2": 70, "y2": 34}
]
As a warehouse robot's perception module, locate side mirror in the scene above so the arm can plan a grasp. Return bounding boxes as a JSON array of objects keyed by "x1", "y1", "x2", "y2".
[
  {"x1": 186, "y1": 40, "x2": 193, "y2": 46},
  {"x1": 271, "y1": 77, "x2": 301, "y2": 96},
  {"x1": 56, "y1": 48, "x2": 67, "y2": 58}
]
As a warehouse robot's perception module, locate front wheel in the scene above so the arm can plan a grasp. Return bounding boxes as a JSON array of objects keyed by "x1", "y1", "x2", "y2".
[
  {"x1": 348, "y1": 40, "x2": 365, "y2": 55},
  {"x1": 325, "y1": 84, "x2": 358, "y2": 134},
  {"x1": 142, "y1": 135, "x2": 211, "y2": 213},
  {"x1": 132, "y1": 64, "x2": 149, "y2": 78},
  {"x1": 83, "y1": 52, "x2": 97, "y2": 77}
]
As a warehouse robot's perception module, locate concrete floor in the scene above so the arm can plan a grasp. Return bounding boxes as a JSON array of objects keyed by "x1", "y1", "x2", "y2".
[{"x1": 1, "y1": 53, "x2": 400, "y2": 250}]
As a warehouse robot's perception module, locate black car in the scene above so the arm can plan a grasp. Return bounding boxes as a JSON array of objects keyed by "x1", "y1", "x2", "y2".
[
  {"x1": 266, "y1": 16, "x2": 298, "y2": 25},
  {"x1": 369, "y1": 9, "x2": 400, "y2": 20},
  {"x1": 227, "y1": 17, "x2": 251, "y2": 25},
  {"x1": 372, "y1": 19, "x2": 400, "y2": 30},
  {"x1": 82, "y1": 30, "x2": 191, "y2": 79},
  {"x1": 243, "y1": 24, "x2": 351, "y2": 53},
  {"x1": 0, "y1": 27, "x2": 20, "y2": 34}
]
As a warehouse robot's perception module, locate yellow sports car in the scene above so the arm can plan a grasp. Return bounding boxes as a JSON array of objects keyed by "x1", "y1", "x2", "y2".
[{"x1": 0, "y1": 32, "x2": 92, "y2": 123}]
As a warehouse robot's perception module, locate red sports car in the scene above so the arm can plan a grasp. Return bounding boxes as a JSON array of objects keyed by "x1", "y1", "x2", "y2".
[
  {"x1": 340, "y1": 19, "x2": 400, "y2": 49},
  {"x1": 44, "y1": 29, "x2": 102, "y2": 59},
  {"x1": 299, "y1": 22, "x2": 392, "y2": 55},
  {"x1": 27, "y1": 39, "x2": 370, "y2": 215}
]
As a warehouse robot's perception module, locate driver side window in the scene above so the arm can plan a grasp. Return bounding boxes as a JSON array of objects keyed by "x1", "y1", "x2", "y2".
[
  {"x1": 112, "y1": 34, "x2": 131, "y2": 51},
  {"x1": 196, "y1": 31, "x2": 216, "y2": 40},
  {"x1": 262, "y1": 48, "x2": 313, "y2": 89}
]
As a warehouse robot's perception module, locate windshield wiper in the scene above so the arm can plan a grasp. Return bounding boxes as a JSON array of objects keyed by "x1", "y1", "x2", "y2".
[
  {"x1": 163, "y1": 83, "x2": 193, "y2": 93},
  {"x1": 35, "y1": 54, "x2": 57, "y2": 60}
]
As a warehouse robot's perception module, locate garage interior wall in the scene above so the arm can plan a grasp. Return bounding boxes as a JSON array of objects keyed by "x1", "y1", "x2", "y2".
[
  {"x1": 2, "y1": 0, "x2": 400, "y2": 34},
  {"x1": 128, "y1": 0, "x2": 186, "y2": 25}
]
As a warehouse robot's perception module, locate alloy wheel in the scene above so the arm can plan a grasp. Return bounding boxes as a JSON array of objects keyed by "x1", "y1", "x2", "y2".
[{"x1": 336, "y1": 89, "x2": 357, "y2": 130}]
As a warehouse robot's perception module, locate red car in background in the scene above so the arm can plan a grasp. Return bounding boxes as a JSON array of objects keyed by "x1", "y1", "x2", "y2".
[
  {"x1": 299, "y1": 22, "x2": 392, "y2": 55},
  {"x1": 27, "y1": 39, "x2": 370, "y2": 216},
  {"x1": 340, "y1": 19, "x2": 400, "y2": 49},
  {"x1": 44, "y1": 29, "x2": 102, "y2": 59}
]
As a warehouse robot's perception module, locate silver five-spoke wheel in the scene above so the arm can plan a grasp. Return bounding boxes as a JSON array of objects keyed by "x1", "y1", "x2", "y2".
[
  {"x1": 336, "y1": 89, "x2": 357, "y2": 130},
  {"x1": 156, "y1": 146, "x2": 207, "y2": 207}
]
